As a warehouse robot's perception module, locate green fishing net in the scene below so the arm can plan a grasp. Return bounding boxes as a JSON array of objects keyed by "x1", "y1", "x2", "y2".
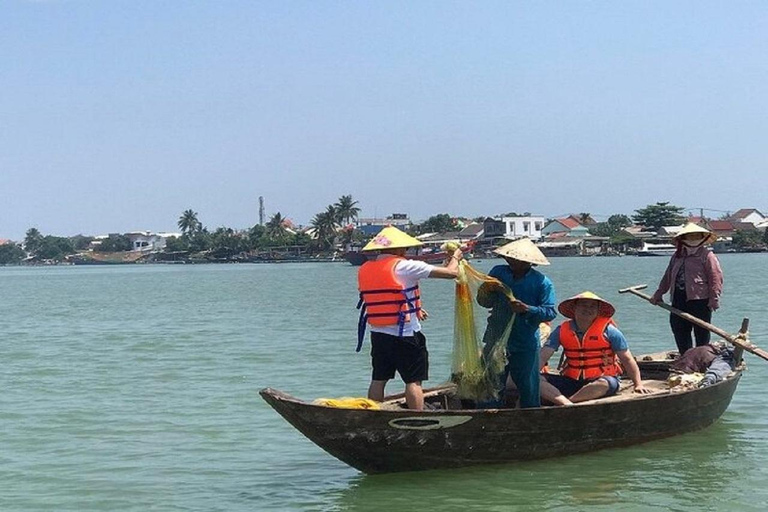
[{"x1": 450, "y1": 261, "x2": 516, "y2": 402}]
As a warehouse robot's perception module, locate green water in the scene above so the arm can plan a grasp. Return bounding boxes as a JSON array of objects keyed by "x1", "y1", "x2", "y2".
[{"x1": 1, "y1": 255, "x2": 767, "y2": 511}]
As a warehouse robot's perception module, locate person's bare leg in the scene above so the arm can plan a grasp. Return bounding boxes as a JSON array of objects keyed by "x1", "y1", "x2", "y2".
[
  {"x1": 569, "y1": 380, "x2": 609, "y2": 403},
  {"x1": 368, "y1": 380, "x2": 387, "y2": 402},
  {"x1": 540, "y1": 376, "x2": 573, "y2": 406},
  {"x1": 405, "y1": 381, "x2": 424, "y2": 410}
]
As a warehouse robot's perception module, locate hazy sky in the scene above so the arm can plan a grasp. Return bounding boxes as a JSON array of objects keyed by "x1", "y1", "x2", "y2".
[{"x1": 2, "y1": 1, "x2": 767, "y2": 240}]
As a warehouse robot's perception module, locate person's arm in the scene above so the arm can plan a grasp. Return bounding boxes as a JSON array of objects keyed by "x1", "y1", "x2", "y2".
[
  {"x1": 650, "y1": 257, "x2": 675, "y2": 304},
  {"x1": 428, "y1": 248, "x2": 463, "y2": 279},
  {"x1": 540, "y1": 346, "x2": 556, "y2": 370},
  {"x1": 705, "y1": 252, "x2": 723, "y2": 310},
  {"x1": 517, "y1": 278, "x2": 557, "y2": 322},
  {"x1": 540, "y1": 326, "x2": 561, "y2": 368},
  {"x1": 616, "y1": 349, "x2": 650, "y2": 394}
]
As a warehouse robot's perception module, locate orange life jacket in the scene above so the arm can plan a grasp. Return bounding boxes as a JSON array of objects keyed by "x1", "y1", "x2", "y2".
[
  {"x1": 559, "y1": 317, "x2": 622, "y2": 380},
  {"x1": 356, "y1": 257, "x2": 422, "y2": 352}
]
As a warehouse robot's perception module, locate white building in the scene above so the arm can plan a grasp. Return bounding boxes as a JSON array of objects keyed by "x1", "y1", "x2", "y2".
[
  {"x1": 126, "y1": 231, "x2": 181, "y2": 252},
  {"x1": 499, "y1": 216, "x2": 546, "y2": 241}
]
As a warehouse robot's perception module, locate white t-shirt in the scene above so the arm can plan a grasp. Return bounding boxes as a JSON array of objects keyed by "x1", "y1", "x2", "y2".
[{"x1": 369, "y1": 255, "x2": 435, "y2": 337}]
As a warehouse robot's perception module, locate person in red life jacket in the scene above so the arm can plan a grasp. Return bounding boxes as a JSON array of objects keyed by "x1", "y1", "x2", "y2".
[
  {"x1": 357, "y1": 226, "x2": 462, "y2": 410},
  {"x1": 649, "y1": 223, "x2": 724, "y2": 355},
  {"x1": 539, "y1": 292, "x2": 650, "y2": 405}
]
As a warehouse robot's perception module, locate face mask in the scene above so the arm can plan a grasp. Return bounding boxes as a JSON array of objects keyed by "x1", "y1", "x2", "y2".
[{"x1": 682, "y1": 237, "x2": 705, "y2": 248}]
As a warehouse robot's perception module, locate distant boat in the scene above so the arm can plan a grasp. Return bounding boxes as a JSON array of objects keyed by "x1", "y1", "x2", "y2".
[{"x1": 637, "y1": 242, "x2": 676, "y2": 257}]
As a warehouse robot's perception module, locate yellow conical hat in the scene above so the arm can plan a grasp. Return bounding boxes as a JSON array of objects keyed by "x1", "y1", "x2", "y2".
[
  {"x1": 558, "y1": 291, "x2": 615, "y2": 319},
  {"x1": 493, "y1": 238, "x2": 550, "y2": 266},
  {"x1": 362, "y1": 226, "x2": 423, "y2": 252},
  {"x1": 674, "y1": 223, "x2": 717, "y2": 245}
]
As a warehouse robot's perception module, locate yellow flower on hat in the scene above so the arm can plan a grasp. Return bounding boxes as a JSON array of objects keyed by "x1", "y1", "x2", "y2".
[{"x1": 362, "y1": 226, "x2": 423, "y2": 252}]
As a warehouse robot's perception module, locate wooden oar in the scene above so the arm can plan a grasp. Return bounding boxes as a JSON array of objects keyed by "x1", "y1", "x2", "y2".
[{"x1": 619, "y1": 284, "x2": 768, "y2": 363}]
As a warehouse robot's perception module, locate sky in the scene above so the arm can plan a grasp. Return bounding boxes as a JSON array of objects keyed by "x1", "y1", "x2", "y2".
[{"x1": 2, "y1": 1, "x2": 768, "y2": 240}]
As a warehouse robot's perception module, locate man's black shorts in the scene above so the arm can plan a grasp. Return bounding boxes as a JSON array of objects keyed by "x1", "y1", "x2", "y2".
[{"x1": 370, "y1": 331, "x2": 428, "y2": 384}]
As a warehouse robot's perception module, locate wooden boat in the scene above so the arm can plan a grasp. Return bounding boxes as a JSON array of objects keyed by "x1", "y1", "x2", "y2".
[{"x1": 260, "y1": 353, "x2": 744, "y2": 474}]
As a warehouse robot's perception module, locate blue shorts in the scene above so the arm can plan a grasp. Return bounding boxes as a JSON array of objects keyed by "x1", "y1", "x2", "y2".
[{"x1": 543, "y1": 374, "x2": 620, "y2": 398}]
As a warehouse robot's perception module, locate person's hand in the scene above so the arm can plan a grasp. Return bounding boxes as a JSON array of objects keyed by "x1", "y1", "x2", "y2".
[
  {"x1": 418, "y1": 309, "x2": 429, "y2": 321},
  {"x1": 649, "y1": 293, "x2": 663, "y2": 305},
  {"x1": 633, "y1": 383, "x2": 652, "y2": 394},
  {"x1": 708, "y1": 299, "x2": 719, "y2": 311},
  {"x1": 509, "y1": 299, "x2": 529, "y2": 314}
]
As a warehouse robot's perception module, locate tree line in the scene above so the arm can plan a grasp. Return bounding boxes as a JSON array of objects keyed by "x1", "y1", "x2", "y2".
[{"x1": 2, "y1": 201, "x2": 767, "y2": 264}]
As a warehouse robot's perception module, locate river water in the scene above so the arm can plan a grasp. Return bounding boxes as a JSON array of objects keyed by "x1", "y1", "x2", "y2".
[{"x1": 1, "y1": 255, "x2": 767, "y2": 511}]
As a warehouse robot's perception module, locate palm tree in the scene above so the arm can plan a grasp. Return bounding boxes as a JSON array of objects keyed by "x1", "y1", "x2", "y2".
[
  {"x1": 334, "y1": 195, "x2": 360, "y2": 225},
  {"x1": 311, "y1": 206, "x2": 339, "y2": 250},
  {"x1": 178, "y1": 209, "x2": 201, "y2": 235},
  {"x1": 266, "y1": 212, "x2": 287, "y2": 240}
]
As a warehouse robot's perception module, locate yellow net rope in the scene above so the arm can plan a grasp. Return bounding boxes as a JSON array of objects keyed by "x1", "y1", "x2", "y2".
[{"x1": 451, "y1": 261, "x2": 516, "y2": 402}]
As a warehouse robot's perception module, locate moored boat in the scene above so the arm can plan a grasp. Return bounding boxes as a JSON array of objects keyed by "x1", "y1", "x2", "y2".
[
  {"x1": 637, "y1": 242, "x2": 676, "y2": 257},
  {"x1": 260, "y1": 354, "x2": 743, "y2": 474}
]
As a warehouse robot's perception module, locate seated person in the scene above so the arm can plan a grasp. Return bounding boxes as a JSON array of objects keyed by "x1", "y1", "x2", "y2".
[{"x1": 540, "y1": 292, "x2": 651, "y2": 405}]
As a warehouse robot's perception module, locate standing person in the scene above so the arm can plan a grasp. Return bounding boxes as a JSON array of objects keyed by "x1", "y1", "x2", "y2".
[
  {"x1": 650, "y1": 223, "x2": 723, "y2": 355},
  {"x1": 357, "y1": 226, "x2": 462, "y2": 411},
  {"x1": 539, "y1": 292, "x2": 650, "y2": 406},
  {"x1": 477, "y1": 238, "x2": 556, "y2": 408}
]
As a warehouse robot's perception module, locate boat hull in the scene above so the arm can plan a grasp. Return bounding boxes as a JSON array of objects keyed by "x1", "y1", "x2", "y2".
[{"x1": 260, "y1": 372, "x2": 741, "y2": 474}]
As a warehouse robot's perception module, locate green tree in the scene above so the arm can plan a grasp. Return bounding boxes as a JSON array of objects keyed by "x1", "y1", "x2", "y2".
[
  {"x1": 96, "y1": 234, "x2": 133, "y2": 252},
  {"x1": 164, "y1": 236, "x2": 188, "y2": 252},
  {"x1": 209, "y1": 227, "x2": 247, "y2": 258},
  {"x1": 178, "y1": 209, "x2": 201, "y2": 235},
  {"x1": 632, "y1": 202, "x2": 685, "y2": 231},
  {"x1": 334, "y1": 195, "x2": 361, "y2": 225},
  {"x1": 266, "y1": 212, "x2": 288, "y2": 240},
  {"x1": 732, "y1": 230, "x2": 764, "y2": 249},
  {"x1": 607, "y1": 214, "x2": 633, "y2": 229},
  {"x1": 187, "y1": 228, "x2": 212, "y2": 252},
  {"x1": 418, "y1": 214, "x2": 459, "y2": 234},
  {"x1": 247, "y1": 225, "x2": 267, "y2": 249},
  {"x1": 311, "y1": 206, "x2": 339, "y2": 250},
  {"x1": 0, "y1": 243, "x2": 25, "y2": 264},
  {"x1": 35, "y1": 236, "x2": 75, "y2": 261},
  {"x1": 70, "y1": 235, "x2": 94, "y2": 251},
  {"x1": 24, "y1": 228, "x2": 43, "y2": 254}
]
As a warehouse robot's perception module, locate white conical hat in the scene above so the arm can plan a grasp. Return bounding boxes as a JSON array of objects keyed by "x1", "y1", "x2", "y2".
[
  {"x1": 493, "y1": 238, "x2": 550, "y2": 266},
  {"x1": 558, "y1": 291, "x2": 615, "y2": 319},
  {"x1": 674, "y1": 223, "x2": 717, "y2": 245}
]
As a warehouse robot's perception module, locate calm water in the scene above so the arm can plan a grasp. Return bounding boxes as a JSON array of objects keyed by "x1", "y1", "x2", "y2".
[{"x1": 1, "y1": 255, "x2": 767, "y2": 511}]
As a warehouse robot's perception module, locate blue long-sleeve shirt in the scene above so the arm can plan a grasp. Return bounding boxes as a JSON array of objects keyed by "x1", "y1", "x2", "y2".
[{"x1": 483, "y1": 265, "x2": 557, "y2": 353}]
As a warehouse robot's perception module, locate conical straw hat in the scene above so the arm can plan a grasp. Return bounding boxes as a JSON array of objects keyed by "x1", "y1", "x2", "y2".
[
  {"x1": 558, "y1": 291, "x2": 615, "y2": 319},
  {"x1": 362, "y1": 226, "x2": 423, "y2": 252},
  {"x1": 674, "y1": 223, "x2": 717, "y2": 245},
  {"x1": 493, "y1": 238, "x2": 550, "y2": 266}
]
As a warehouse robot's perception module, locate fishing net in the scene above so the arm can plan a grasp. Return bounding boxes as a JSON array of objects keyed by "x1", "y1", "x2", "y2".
[{"x1": 450, "y1": 261, "x2": 516, "y2": 402}]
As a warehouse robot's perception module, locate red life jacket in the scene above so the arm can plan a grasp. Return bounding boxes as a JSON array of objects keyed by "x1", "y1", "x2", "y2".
[
  {"x1": 559, "y1": 317, "x2": 622, "y2": 380},
  {"x1": 356, "y1": 257, "x2": 422, "y2": 352}
]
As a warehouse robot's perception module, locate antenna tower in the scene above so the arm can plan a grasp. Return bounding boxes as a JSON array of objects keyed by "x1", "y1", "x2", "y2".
[{"x1": 259, "y1": 196, "x2": 265, "y2": 226}]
